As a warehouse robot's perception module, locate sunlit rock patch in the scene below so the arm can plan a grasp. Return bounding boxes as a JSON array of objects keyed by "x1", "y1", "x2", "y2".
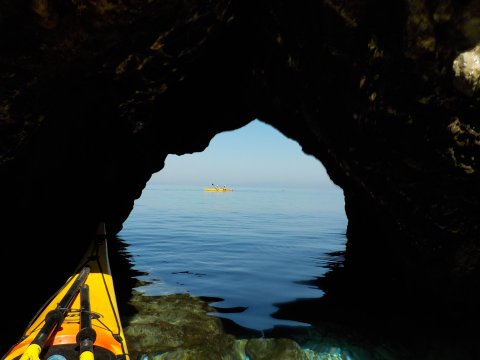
[{"x1": 452, "y1": 44, "x2": 480, "y2": 96}]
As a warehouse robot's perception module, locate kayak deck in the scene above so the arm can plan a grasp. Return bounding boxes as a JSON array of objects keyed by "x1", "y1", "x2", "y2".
[{"x1": 4, "y1": 224, "x2": 129, "y2": 360}]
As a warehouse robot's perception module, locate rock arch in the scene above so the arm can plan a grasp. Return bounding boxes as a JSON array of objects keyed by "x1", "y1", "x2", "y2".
[{"x1": 1, "y1": 0, "x2": 479, "y2": 354}]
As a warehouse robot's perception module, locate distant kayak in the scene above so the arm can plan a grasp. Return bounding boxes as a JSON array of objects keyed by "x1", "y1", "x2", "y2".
[
  {"x1": 204, "y1": 187, "x2": 233, "y2": 192},
  {"x1": 3, "y1": 222, "x2": 130, "y2": 360}
]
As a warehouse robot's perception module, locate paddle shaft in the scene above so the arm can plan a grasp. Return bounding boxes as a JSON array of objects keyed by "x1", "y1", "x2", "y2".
[
  {"x1": 20, "y1": 266, "x2": 91, "y2": 359},
  {"x1": 77, "y1": 284, "x2": 96, "y2": 360}
]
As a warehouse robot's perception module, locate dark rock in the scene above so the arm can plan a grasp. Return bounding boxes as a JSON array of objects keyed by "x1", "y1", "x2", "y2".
[{"x1": 1, "y1": 1, "x2": 480, "y2": 356}]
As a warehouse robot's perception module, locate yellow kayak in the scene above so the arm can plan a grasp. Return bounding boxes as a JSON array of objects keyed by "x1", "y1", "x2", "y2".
[
  {"x1": 3, "y1": 222, "x2": 130, "y2": 360},
  {"x1": 204, "y1": 187, "x2": 233, "y2": 192}
]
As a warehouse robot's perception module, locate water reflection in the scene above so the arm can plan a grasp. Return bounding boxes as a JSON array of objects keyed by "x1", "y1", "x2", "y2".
[
  {"x1": 271, "y1": 250, "x2": 479, "y2": 360},
  {"x1": 112, "y1": 238, "x2": 479, "y2": 359},
  {"x1": 109, "y1": 235, "x2": 146, "y2": 319},
  {"x1": 112, "y1": 244, "x2": 385, "y2": 359}
]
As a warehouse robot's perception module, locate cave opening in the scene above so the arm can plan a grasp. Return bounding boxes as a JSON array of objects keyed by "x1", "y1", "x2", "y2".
[{"x1": 116, "y1": 119, "x2": 351, "y2": 358}]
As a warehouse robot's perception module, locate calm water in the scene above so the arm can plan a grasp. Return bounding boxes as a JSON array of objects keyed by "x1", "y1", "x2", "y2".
[
  {"x1": 117, "y1": 184, "x2": 479, "y2": 360},
  {"x1": 118, "y1": 184, "x2": 347, "y2": 332}
]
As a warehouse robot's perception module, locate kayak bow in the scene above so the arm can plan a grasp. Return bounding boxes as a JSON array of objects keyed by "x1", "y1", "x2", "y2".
[{"x1": 3, "y1": 223, "x2": 130, "y2": 360}]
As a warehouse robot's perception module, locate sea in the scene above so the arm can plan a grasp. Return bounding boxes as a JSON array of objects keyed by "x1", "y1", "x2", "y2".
[{"x1": 116, "y1": 184, "x2": 396, "y2": 359}]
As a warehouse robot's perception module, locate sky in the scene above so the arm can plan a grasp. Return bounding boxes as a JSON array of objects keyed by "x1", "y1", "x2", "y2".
[{"x1": 149, "y1": 119, "x2": 339, "y2": 189}]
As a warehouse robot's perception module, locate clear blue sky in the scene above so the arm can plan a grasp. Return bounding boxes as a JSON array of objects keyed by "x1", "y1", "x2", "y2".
[{"x1": 149, "y1": 119, "x2": 338, "y2": 189}]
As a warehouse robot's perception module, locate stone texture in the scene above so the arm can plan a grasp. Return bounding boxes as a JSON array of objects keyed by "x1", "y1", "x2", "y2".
[{"x1": 1, "y1": 0, "x2": 480, "y2": 356}]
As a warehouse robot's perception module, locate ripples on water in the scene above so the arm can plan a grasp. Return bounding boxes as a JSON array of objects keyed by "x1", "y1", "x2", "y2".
[
  {"x1": 119, "y1": 186, "x2": 346, "y2": 330},
  {"x1": 117, "y1": 185, "x2": 480, "y2": 359},
  {"x1": 118, "y1": 185, "x2": 405, "y2": 359}
]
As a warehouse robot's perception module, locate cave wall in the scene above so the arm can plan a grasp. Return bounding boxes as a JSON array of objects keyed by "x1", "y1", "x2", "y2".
[{"x1": 1, "y1": 0, "x2": 480, "y2": 354}]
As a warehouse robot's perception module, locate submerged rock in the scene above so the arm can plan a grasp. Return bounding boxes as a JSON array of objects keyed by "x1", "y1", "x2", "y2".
[
  {"x1": 124, "y1": 292, "x2": 232, "y2": 357},
  {"x1": 245, "y1": 338, "x2": 306, "y2": 360},
  {"x1": 123, "y1": 292, "x2": 365, "y2": 360}
]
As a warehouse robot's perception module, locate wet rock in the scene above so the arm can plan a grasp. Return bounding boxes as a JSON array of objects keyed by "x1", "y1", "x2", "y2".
[
  {"x1": 453, "y1": 44, "x2": 480, "y2": 96},
  {"x1": 124, "y1": 292, "x2": 232, "y2": 358},
  {"x1": 245, "y1": 338, "x2": 307, "y2": 360}
]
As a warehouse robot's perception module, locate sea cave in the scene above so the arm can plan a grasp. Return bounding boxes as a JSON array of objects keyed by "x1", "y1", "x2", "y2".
[{"x1": 1, "y1": 0, "x2": 480, "y2": 357}]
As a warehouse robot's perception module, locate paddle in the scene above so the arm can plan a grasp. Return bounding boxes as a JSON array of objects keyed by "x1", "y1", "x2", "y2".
[
  {"x1": 20, "y1": 266, "x2": 91, "y2": 360},
  {"x1": 77, "y1": 284, "x2": 96, "y2": 360}
]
